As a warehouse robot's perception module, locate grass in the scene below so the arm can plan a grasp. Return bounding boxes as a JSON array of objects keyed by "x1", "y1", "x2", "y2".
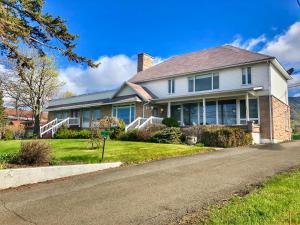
[
  {"x1": 0, "y1": 139, "x2": 214, "y2": 164},
  {"x1": 292, "y1": 132, "x2": 300, "y2": 140},
  {"x1": 200, "y1": 169, "x2": 300, "y2": 225}
]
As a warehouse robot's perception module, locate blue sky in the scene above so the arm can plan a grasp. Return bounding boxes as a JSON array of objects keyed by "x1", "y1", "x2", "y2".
[{"x1": 44, "y1": 0, "x2": 300, "y2": 95}]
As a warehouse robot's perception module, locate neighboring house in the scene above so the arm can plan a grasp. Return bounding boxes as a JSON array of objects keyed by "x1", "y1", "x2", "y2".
[
  {"x1": 5, "y1": 108, "x2": 48, "y2": 130},
  {"x1": 289, "y1": 96, "x2": 300, "y2": 131},
  {"x1": 46, "y1": 45, "x2": 292, "y2": 143}
]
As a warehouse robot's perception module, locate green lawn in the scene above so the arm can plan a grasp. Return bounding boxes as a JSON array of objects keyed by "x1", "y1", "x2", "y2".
[
  {"x1": 200, "y1": 169, "x2": 300, "y2": 225},
  {"x1": 292, "y1": 133, "x2": 300, "y2": 140},
  {"x1": 0, "y1": 139, "x2": 214, "y2": 164}
]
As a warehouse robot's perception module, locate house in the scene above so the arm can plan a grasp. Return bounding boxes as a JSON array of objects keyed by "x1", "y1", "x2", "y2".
[{"x1": 46, "y1": 45, "x2": 292, "y2": 143}]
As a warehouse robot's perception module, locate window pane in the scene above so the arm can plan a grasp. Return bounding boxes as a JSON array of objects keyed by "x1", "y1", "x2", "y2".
[
  {"x1": 171, "y1": 105, "x2": 181, "y2": 124},
  {"x1": 55, "y1": 112, "x2": 62, "y2": 119},
  {"x1": 249, "y1": 99, "x2": 258, "y2": 118},
  {"x1": 206, "y1": 101, "x2": 217, "y2": 124},
  {"x1": 130, "y1": 105, "x2": 136, "y2": 122},
  {"x1": 117, "y1": 107, "x2": 130, "y2": 124},
  {"x1": 183, "y1": 103, "x2": 198, "y2": 126},
  {"x1": 82, "y1": 110, "x2": 90, "y2": 128},
  {"x1": 195, "y1": 75, "x2": 212, "y2": 91},
  {"x1": 188, "y1": 78, "x2": 194, "y2": 92},
  {"x1": 92, "y1": 109, "x2": 101, "y2": 122},
  {"x1": 172, "y1": 79, "x2": 175, "y2": 93},
  {"x1": 242, "y1": 68, "x2": 246, "y2": 84},
  {"x1": 168, "y1": 80, "x2": 171, "y2": 93},
  {"x1": 112, "y1": 108, "x2": 117, "y2": 117},
  {"x1": 213, "y1": 74, "x2": 219, "y2": 89},
  {"x1": 240, "y1": 100, "x2": 246, "y2": 119},
  {"x1": 218, "y1": 100, "x2": 237, "y2": 125},
  {"x1": 62, "y1": 111, "x2": 69, "y2": 119},
  {"x1": 199, "y1": 103, "x2": 203, "y2": 125},
  {"x1": 247, "y1": 67, "x2": 252, "y2": 84}
]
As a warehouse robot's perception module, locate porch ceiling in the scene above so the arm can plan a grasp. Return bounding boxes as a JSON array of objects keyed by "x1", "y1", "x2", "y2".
[{"x1": 153, "y1": 87, "x2": 263, "y2": 104}]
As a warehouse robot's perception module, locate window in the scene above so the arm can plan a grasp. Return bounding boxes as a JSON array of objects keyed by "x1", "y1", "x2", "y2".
[
  {"x1": 92, "y1": 109, "x2": 101, "y2": 122},
  {"x1": 240, "y1": 98, "x2": 259, "y2": 124},
  {"x1": 171, "y1": 105, "x2": 181, "y2": 124},
  {"x1": 206, "y1": 101, "x2": 217, "y2": 124},
  {"x1": 112, "y1": 105, "x2": 136, "y2": 124},
  {"x1": 168, "y1": 79, "x2": 175, "y2": 94},
  {"x1": 183, "y1": 103, "x2": 198, "y2": 125},
  {"x1": 242, "y1": 67, "x2": 252, "y2": 85},
  {"x1": 82, "y1": 110, "x2": 90, "y2": 128},
  {"x1": 188, "y1": 77, "x2": 194, "y2": 92},
  {"x1": 190, "y1": 73, "x2": 219, "y2": 92},
  {"x1": 218, "y1": 100, "x2": 236, "y2": 125}
]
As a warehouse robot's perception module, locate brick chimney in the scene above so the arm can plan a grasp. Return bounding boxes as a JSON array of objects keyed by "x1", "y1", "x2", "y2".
[{"x1": 137, "y1": 53, "x2": 153, "y2": 72}]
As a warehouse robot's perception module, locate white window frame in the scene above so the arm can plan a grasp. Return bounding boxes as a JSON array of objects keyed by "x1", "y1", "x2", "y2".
[
  {"x1": 238, "y1": 97, "x2": 260, "y2": 124},
  {"x1": 168, "y1": 79, "x2": 175, "y2": 94},
  {"x1": 188, "y1": 72, "x2": 219, "y2": 93},
  {"x1": 242, "y1": 67, "x2": 252, "y2": 85}
]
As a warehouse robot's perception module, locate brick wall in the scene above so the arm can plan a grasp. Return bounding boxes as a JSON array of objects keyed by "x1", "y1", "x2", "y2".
[
  {"x1": 259, "y1": 95, "x2": 291, "y2": 142},
  {"x1": 136, "y1": 102, "x2": 152, "y2": 118},
  {"x1": 272, "y1": 96, "x2": 291, "y2": 141}
]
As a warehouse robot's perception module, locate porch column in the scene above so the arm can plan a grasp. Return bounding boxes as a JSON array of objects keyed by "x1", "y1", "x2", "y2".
[
  {"x1": 246, "y1": 93, "x2": 250, "y2": 121},
  {"x1": 203, "y1": 98, "x2": 206, "y2": 125},
  {"x1": 216, "y1": 100, "x2": 219, "y2": 125},
  {"x1": 167, "y1": 101, "x2": 171, "y2": 117}
]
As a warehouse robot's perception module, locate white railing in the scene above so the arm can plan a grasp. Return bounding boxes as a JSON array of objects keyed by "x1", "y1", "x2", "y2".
[
  {"x1": 125, "y1": 116, "x2": 163, "y2": 132},
  {"x1": 40, "y1": 117, "x2": 80, "y2": 137},
  {"x1": 139, "y1": 116, "x2": 163, "y2": 130}
]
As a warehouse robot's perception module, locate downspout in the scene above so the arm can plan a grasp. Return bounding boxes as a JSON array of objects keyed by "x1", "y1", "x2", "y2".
[
  {"x1": 142, "y1": 101, "x2": 151, "y2": 118},
  {"x1": 268, "y1": 61, "x2": 273, "y2": 143}
]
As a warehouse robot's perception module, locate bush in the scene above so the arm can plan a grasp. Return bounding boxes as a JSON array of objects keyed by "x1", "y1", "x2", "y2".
[
  {"x1": 201, "y1": 127, "x2": 252, "y2": 148},
  {"x1": 162, "y1": 117, "x2": 179, "y2": 127},
  {"x1": 54, "y1": 127, "x2": 91, "y2": 139},
  {"x1": 150, "y1": 127, "x2": 183, "y2": 144},
  {"x1": 0, "y1": 152, "x2": 18, "y2": 163},
  {"x1": 2, "y1": 125, "x2": 25, "y2": 140},
  {"x1": 181, "y1": 125, "x2": 224, "y2": 142},
  {"x1": 109, "y1": 120, "x2": 126, "y2": 139},
  {"x1": 118, "y1": 129, "x2": 153, "y2": 142},
  {"x1": 18, "y1": 141, "x2": 52, "y2": 165},
  {"x1": 144, "y1": 124, "x2": 167, "y2": 133}
]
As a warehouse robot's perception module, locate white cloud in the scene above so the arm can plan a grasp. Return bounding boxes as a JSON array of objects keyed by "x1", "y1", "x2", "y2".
[
  {"x1": 261, "y1": 22, "x2": 300, "y2": 67},
  {"x1": 58, "y1": 54, "x2": 164, "y2": 96},
  {"x1": 59, "y1": 55, "x2": 137, "y2": 95},
  {"x1": 230, "y1": 34, "x2": 267, "y2": 50}
]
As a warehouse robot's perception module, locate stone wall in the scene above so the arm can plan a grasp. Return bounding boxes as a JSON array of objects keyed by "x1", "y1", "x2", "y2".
[
  {"x1": 259, "y1": 96, "x2": 271, "y2": 139},
  {"x1": 136, "y1": 102, "x2": 152, "y2": 118}
]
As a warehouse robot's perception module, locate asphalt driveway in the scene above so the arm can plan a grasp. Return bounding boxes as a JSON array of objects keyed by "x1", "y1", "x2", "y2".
[{"x1": 1, "y1": 141, "x2": 300, "y2": 225}]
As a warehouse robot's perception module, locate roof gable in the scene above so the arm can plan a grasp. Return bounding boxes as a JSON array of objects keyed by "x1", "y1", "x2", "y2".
[{"x1": 129, "y1": 45, "x2": 274, "y2": 83}]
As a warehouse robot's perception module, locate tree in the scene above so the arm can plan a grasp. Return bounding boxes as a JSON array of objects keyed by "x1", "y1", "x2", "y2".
[
  {"x1": 0, "y1": 0, "x2": 97, "y2": 68},
  {"x1": 0, "y1": 87, "x2": 4, "y2": 128},
  {"x1": 61, "y1": 91, "x2": 75, "y2": 98},
  {"x1": 1, "y1": 51, "x2": 63, "y2": 136}
]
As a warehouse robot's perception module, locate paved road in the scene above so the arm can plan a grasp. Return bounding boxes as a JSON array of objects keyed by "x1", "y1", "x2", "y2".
[{"x1": 1, "y1": 141, "x2": 300, "y2": 225}]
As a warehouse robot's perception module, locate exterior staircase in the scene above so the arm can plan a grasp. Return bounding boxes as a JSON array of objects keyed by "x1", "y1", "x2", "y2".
[
  {"x1": 40, "y1": 117, "x2": 80, "y2": 138},
  {"x1": 125, "y1": 116, "x2": 163, "y2": 132}
]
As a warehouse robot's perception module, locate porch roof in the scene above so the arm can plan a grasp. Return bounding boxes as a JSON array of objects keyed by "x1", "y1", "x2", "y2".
[
  {"x1": 46, "y1": 95, "x2": 142, "y2": 111},
  {"x1": 153, "y1": 86, "x2": 263, "y2": 103}
]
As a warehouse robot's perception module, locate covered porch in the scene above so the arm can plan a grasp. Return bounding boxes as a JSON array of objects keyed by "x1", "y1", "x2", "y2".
[{"x1": 153, "y1": 88, "x2": 262, "y2": 127}]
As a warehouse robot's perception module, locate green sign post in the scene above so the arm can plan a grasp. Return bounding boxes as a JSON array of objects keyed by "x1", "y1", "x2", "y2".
[{"x1": 100, "y1": 130, "x2": 109, "y2": 160}]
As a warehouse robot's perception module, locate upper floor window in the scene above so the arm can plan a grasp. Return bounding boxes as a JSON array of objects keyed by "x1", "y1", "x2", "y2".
[
  {"x1": 168, "y1": 79, "x2": 175, "y2": 94},
  {"x1": 188, "y1": 72, "x2": 219, "y2": 92},
  {"x1": 242, "y1": 67, "x2": 252, "y2": 85}
]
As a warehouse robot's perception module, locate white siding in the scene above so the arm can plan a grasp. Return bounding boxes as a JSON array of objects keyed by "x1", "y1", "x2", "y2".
[
  {"x1": 270, "y1": 64, "x2": 288, "y2": 104},
  {"x1": 116, "y1": 86, "x2": 136, "y2": 97},
  {"x1": 141, "y1": 63, "x2": 270, "y2": 98}
]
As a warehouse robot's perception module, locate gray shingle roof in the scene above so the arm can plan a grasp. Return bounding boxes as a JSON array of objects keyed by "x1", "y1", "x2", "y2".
[{"x1": 129, "y1": 45, "x2": 274, "y2": 83}]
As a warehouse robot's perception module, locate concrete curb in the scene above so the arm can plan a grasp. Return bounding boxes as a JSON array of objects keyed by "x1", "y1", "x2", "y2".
[{"x1": 0, "y1": 162, "x2": 122, "y2": 190}]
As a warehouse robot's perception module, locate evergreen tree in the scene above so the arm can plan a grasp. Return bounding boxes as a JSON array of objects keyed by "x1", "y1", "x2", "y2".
[{"x1": 0, "y1": 0, "x2": 97, "y2": 68}]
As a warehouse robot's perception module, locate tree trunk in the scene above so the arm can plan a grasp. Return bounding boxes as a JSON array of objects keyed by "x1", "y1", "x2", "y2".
[{"x1": 33, "y1": 113, "x2": 40, "y2": 137}]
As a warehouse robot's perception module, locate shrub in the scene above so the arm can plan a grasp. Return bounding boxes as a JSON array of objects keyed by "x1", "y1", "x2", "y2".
[
  {"x1": 201, "y1": 127, "x2": 252, "y2": 148},
  {"x1": 18, "y1": 141, "x2": 52, "y2": 165},
  {"x1": 2, "y1": 125, "x2": 25, "y2": 140},
  {"x1": 118, "y1": 129, "x2": 139, "y2": 141},
  {"x1": 144, "y1": 124, "x2": 167, "y2": 133},
  {"x1": 109, "y1": 120, "x2": 126, "y2": 139},
  {"x1": 150, "y1": 127, "x2": 183, "y2": 144},
  {"x1": 54, "y1": 127, "x2": 91, "y2": 139},
  {"x1": 181, "y1": 125, "x2": 224, "y2": 142},
  {"x1": 0, "y1": 152, "x2": 18, "y2": 163},
  {"x1": 162, "y1": 117, "x2": 179, "y2": 127}
]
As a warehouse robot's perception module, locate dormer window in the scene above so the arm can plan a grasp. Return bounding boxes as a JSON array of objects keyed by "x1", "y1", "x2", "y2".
[
  {"x1": 242, "y1": 67, "x2": 252, "y2": 85},
  {"x1": 168, "y1": 79, "x2": 175, "y2": 94}
]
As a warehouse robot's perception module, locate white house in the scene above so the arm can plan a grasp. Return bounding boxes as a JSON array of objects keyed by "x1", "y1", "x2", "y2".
[{"x1": 45, "y1": 45, "x2": 292, "y2": 143}]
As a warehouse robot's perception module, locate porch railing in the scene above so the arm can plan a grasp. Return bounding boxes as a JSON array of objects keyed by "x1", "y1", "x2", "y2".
[
  {"x1": 40, "y1": 117, "x2": 80, "y2": 138},
  {"x1": 125, "y1": 116, "x2": 163, "y2": 132}
]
